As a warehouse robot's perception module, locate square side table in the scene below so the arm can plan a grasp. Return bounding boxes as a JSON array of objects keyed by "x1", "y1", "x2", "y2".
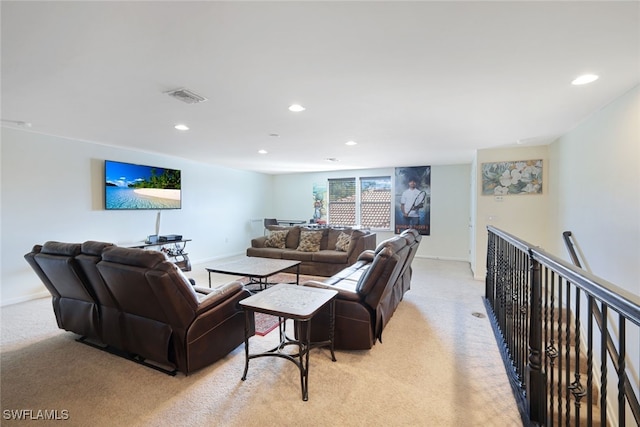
[{"x1": 239, "y1": 284, "x2": 338, "y2": 401}]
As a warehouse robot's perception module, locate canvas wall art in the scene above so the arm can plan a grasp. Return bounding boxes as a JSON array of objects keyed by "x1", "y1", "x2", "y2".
[
  {"x1": 481, "y1": 159, "x2": 543, "y2": 196},
  {"x1": 312, "y1": 183, "x2": 327, "y2": 224}
]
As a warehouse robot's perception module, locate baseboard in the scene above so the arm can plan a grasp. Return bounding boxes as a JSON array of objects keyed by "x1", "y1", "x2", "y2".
[
  {"x1": 189, "y1": 251, "x2": 246, "y2": 266},
  {"x1": 1, "y1": 291, "x2": 50, "y2": 307},
  {"x1": 414, "y1": 254, "x2": 470, "y2": 262}
]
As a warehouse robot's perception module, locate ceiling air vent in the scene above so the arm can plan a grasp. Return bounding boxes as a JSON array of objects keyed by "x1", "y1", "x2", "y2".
[{"x1": 165, "y1": 88, "x2": 208, "y2": 104}]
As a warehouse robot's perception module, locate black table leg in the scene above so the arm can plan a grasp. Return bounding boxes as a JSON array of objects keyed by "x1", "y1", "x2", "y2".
[
  {"x1": 241, "y1": 310, "x2": 251, "y2": 381},
  {"x1": 329, "y1": 299, "x2": 336, "y2": 362},
  {"x1": 300, "y1": 319, "x2": 310, "y2": 401}
]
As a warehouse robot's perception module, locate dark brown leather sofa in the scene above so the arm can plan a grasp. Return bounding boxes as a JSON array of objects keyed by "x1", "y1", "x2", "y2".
[
  {"x1": 24, "y1": 241, "x2": 253, "y2": 375},
  {"x1": 247, "y1": 225, "x2": 377, "y2": 276},
  {"x1": 300, "y1": 229, "x2": 421, "y2": 350}
]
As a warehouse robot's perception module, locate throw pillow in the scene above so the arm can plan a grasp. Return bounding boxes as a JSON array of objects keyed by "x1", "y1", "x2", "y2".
[
  {"x1": 335, "y1": 231, "x2": 352, "y2": 252},
  {"x1": 265, "y1": 230, "x2": 288, "y2": 249},
  {"x1": 296, "y1": 230, "x2": 323, "y2": 252}
]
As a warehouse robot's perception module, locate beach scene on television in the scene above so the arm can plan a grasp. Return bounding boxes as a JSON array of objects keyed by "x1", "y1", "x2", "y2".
[{"x1": 105, "y1": 161, "x2": 181, "y2": 209}]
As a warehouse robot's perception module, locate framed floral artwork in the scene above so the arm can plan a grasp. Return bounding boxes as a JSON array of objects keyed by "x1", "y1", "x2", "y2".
[{"x1": 481, "y1": 159, "x2": 543, "y2": 195}]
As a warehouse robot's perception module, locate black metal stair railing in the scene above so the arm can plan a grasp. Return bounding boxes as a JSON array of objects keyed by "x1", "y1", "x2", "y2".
[
  {"x1": 563, "y1": 231, "x2": 640, "y2": 426},
  {"x1": 485, "y1": 226, "x2": 640, "y2": 427}
]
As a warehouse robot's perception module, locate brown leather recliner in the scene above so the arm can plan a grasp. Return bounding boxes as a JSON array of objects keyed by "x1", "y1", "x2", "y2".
[
  {"x1": 74, "y1": 241, "x2": 123, "y2": 348},
  {"x1": 393, "y1": 228, "x2": 422, "y2": 305},
  {"x1": 96, "y1": 246, "x2": 253, "y2": 374},
  {"x1": 301, "y1": 231, "x2": 414, "y2": 350},
  {"x1": 24, "y1": 242, "x2": 102, "y2": 341}
]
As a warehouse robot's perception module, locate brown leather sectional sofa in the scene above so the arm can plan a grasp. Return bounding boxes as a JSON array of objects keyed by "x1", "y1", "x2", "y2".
[
  {"x1": 24, "y1": 241, "x2": 253, "y2": 375},
  {"x1": 247, "y1": 225, "x2": 377, "y2": 276},
  {"x1": 300, "y1": 229, "x2": 421, "y2": 350}
]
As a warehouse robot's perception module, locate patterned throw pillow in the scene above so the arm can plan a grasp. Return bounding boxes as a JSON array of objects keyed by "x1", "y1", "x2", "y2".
[
  {"x1": 296, "y1": 230, "x2": 323, "y2": 252},
  {"x1": 265, "y1": 230, "x2": 288, "y2": 249},
  {"x1": 335, "y1": 231, "x2": 351, "y2": 252}
]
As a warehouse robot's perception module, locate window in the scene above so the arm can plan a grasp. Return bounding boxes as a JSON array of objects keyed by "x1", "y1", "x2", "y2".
[
  {"x1": 328, "y1": 178, "x2": 356, "y2": 226},
  {"x1": 328, "y1": 176, "x2": 392, "y2": 229},
  {"x1": 360, "y1": 177, "x2": 391, "y2": 229}
]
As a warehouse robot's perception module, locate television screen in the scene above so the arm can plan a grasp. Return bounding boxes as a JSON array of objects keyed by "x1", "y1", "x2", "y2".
[{"x1": 104, "y1": 160, "x2": 181, "y2": 210}]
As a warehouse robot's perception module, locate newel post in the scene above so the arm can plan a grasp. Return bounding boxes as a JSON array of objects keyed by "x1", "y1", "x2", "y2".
[{"x1": 527, "y1": 255, "x2": 545, "y2": 425}]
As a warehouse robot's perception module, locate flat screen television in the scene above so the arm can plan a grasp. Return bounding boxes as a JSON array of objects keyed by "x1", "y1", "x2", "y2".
[{"x1": 104, "y1": 160, "x2": 181, "y2": 210}]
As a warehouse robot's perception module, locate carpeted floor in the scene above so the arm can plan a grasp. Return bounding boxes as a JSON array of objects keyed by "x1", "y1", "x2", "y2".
[{"x1": 1, "y1": 257, "x2": 523, "y2": 426}]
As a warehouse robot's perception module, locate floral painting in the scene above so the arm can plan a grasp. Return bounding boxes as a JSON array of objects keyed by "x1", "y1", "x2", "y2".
[{"x1": 481, "y1": 159, "x2": 543, "y2": 195}]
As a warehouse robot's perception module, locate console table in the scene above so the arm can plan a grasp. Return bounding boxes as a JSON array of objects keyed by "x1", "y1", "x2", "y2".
[{"x1": 128, "y1": 239, "x2": 192, "y2": 271}]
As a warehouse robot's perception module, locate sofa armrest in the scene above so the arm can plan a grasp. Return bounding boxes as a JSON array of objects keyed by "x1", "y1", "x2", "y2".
[
  {"x1": 250, "y1": 236, "x2": 267, "y2": 248},
  {"x1": 347, "y1": 232, "x2": 376, "y2": 265},
  {"x1": 357, "y1": 250, "x2": 375, "y2": 263},
  {"x1": 302, "y1": 280, "x2": 361, "y2": 301},
  {"x1": 195, "y1": 281, "x2": 244, "y2": 313},
  {"x1": 188, "y1": 285, "x2": 253, "y2": 346},
  {"x1": 193, "y1": 286, "x2": 213, "y2": 295}
]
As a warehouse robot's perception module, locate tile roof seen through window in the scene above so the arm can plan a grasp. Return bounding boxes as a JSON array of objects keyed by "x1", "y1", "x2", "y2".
[
  {"x1": 361, "y1": 189, "x2": 391, "y2": 202},
  {"x1": 328, "y1": 189, "x2": 391, "y2": 228}
]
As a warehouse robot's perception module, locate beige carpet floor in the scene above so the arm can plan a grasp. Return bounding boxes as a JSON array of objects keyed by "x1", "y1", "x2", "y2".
[{"x1": 1, "y1": 257, "x2": 523, "y2": 426}]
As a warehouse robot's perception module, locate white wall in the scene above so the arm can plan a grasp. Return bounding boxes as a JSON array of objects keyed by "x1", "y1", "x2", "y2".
[
  {"x1": 473, "y1": 145, "x2": 550, "y2": 279},
  {"x1": 549, "y1": 86, "x2": 639, "y2": 289},
  {"x1": 271, "y1": 164, "x2": 472, "y2": 261},
  {"x1": 548, "y1": 86, "x2": 640, "y2": 419},
  {"x1": 469, "y1": 157, "x2": 478, "y2": 275},
  {"x1": 0, "y1": 128, "x2": 273, "y2": 305}
]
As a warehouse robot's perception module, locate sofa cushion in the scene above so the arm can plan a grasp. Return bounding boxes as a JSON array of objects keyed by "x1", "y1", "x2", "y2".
[
  {"x1": 311, "y1": 250, "x2": 348, "y2": 264},
  {"x1": 282, "y1": 249, "x2": 315, "y2": 261},
  {"x1": 246, "y1": 247, "x2": 283, "y2": 259},
  {"x1": 41, "y1": 241, "x2": 81, "y2": 257},
  {"x1": 318, "y1": 228, "x2": 331, "y2": 250},
  {"x1": 81, "y1": 240, "x2": 114, "y2": 256},
  {"x1": 285, "y1": 226, "x2": 301, "y2": 249},
  {"x1": 101, "y1": 246, "x2": 166, "y2": 268},
  {"x1": 296, "y1": 230, "x2": 323, "y2": 252},
  {"x1": 265, "y1": 230, "x2": 288, "y2": 249},
  {"x1": 335, "y1": 231, "x2": 351, "y2": 251}
]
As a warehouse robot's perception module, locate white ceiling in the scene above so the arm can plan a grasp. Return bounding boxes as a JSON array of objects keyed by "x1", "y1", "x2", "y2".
[{"x1": 2, "y1": 1, "x2": 639, "y2": 174}]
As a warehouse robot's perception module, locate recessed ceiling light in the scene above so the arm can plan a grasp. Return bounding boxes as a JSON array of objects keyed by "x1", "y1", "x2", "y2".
[
  {"x1": 174, "y1": 124, "x2": 189, "y2": 131},
  {"x1": 572, "y1": 74, "x2": 599, "y2": 85},
  {"x1": 288, "y1": 104, "x2": 306, "y2": 112},
  {"x1": 345, "y1": 140, "x2": 357, "y2": 146},
  {"x1": 258, "y1": 149, "x2": 268, "y2": 154}
]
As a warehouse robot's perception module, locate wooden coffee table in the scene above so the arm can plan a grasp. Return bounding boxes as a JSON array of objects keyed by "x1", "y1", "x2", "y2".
[
  {"x1": 239, "y1": 283, "x2": 338, "y2": 401},
  {"x1": 205, "y1": 257, "x2": 301, "y2": 290}
]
